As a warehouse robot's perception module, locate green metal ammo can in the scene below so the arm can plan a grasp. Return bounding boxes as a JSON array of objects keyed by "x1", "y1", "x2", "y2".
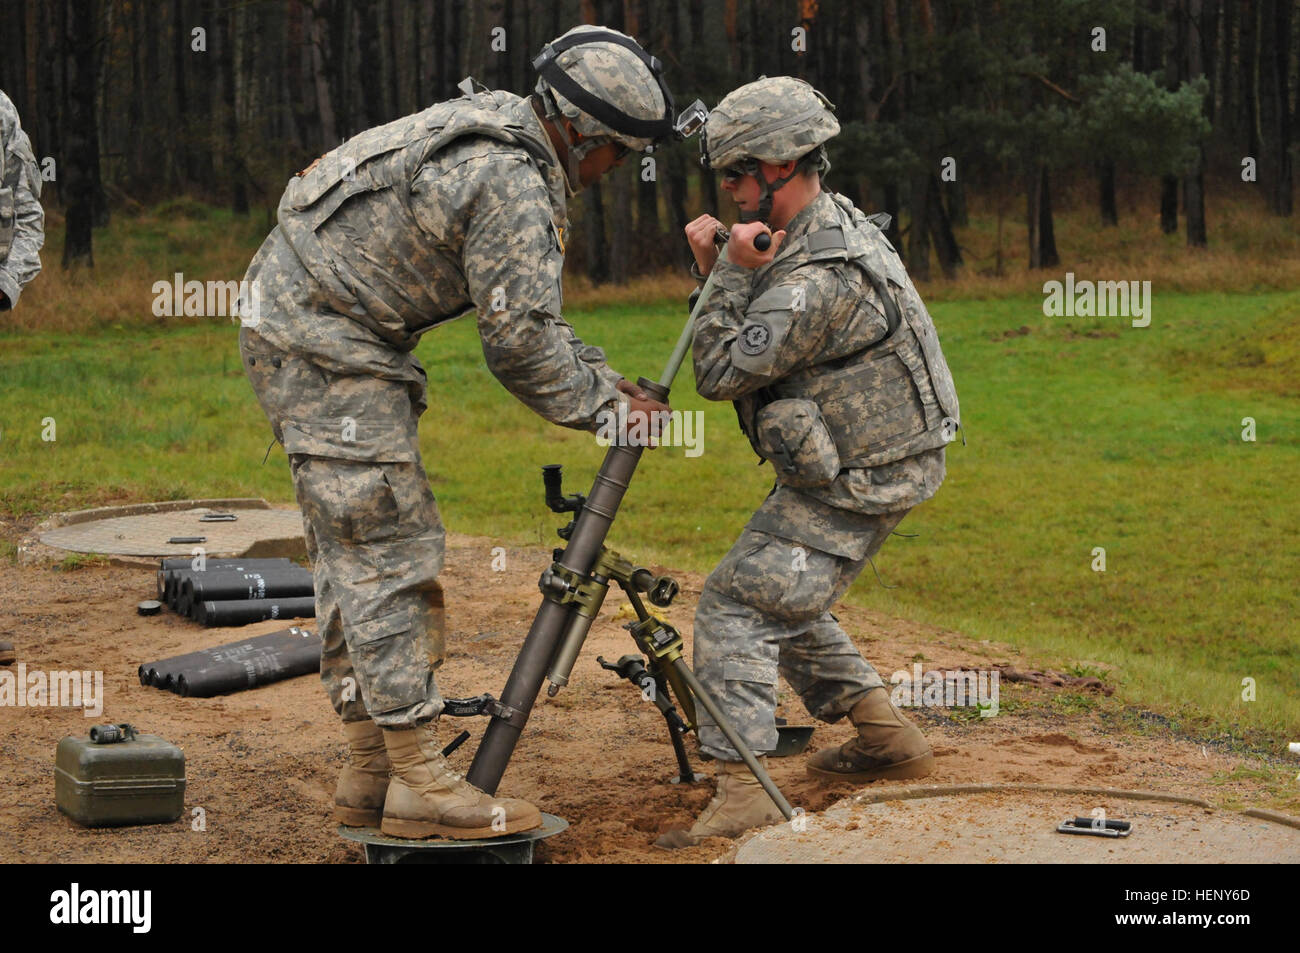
[{"x1": 55, "y1": 724, "x2": 186, "y2": 827}]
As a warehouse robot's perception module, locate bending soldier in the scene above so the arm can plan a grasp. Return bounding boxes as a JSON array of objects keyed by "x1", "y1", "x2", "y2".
[
  {"x1": 0, "y1": 89, "x2": 46, "y2": 669},
  {"x1": 238, "y1": 26, "x2": 676, "y2": 840},
  {"x1": 0, "y1": 90, "x2": 43, "y2": 313},
  {"x1": 658, "y1": 77, "x2": 960, "y2": 848}
]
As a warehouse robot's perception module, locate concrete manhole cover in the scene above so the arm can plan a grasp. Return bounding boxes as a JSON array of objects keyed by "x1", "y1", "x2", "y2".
[
  {"x1": 34, "y1": 499, "x2": 305, "y2": 561},
  {"x1": 735, "y1": 784, "x2": 1300, "y2": 864}
]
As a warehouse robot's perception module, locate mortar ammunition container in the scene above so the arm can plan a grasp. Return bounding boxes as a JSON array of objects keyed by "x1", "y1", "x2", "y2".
[{"x1": 55, "y1": 724, "x2": 186, "y2": 827}]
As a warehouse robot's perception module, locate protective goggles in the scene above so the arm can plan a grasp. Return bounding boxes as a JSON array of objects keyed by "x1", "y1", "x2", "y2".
[{"x1": 718, "y1": 159, "x2": 761, "y2": 184}]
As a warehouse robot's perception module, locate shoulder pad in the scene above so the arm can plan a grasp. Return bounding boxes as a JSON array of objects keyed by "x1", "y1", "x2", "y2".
[{"x1": 730, "y1": 283, "x2": 800, "y2": 375}]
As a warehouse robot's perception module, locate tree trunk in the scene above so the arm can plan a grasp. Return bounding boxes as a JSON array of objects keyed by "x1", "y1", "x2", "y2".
[
  {"x1": 172, "y1": 0, "x2": 189, "y2": 188},
  {"x1": 1027, "y1": 165, "x2": 1059, "y2": 269},
  {"x1": 882, "y1": 181, "x2": 901, "y2": 249},
  {"x1": 33, "y1": 0, "x2": 60, "y2": 205},
  {"x1": 1098, "y1": 159, "x2": 1118, "y2": 225},
  {"x1": 1267, "y1": 0, "x2": 1293, "y2": 214},
  {"x1": 356, "y1": 0, "x2": 384, "y2": 127},
  {"x1": 907, "y1": 174, "x2": 931, "y2": 281},
  {"x1": 1185, "y1": 148, "x2": 1207, "y2": 246},
  {"x1": 584, "y1": 182, "x2": 610, "y2": 284},
  {"x1": 1160, "y1": 174, "x2": 1179, "y2": 232},
  {"x1": 665, "y1": 146, "x2": 689, "y2": 259},
  {"x1": 927, "y1": 172, "x2": 962, "y2": 278},
  {"x1": 1242, "y1": 0, "x2": 1262, "y2": 162},
  {"x1": 1184, "y1": 0, "x2": 1208, "y2": 245},
  {"x1": 224, "y1": 2, "x2": 248, "y2": 214},
  {"x1": 609, "y1": 173, "x2": 631, "y2": 283},
  {"x1": 633, "y1": 0, "x2": 660, "y2": 257},
  {"x1": 309, "y1": 3, "x2": 337, "y2": 147},
  {"x1": 91, "y1": 0, "x2": 111, "y2": 226},
  {"x1": 62, "y1": 0, "x2": 98, "y2": 267},
  {"x1": 945, "y1": 177, "x2": 968, "y2": 227}
]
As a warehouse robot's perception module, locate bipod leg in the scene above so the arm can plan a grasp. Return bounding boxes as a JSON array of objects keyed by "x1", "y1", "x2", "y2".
[
  {"x1": 647, "y1": 661, "x2": 699, "y2": 783},
  {"x1": 618, "y1": 583, "x2": 793, "y2": 819},
  {"x1": 670, "y1": 660, "x2": 794, "y2": 820}
]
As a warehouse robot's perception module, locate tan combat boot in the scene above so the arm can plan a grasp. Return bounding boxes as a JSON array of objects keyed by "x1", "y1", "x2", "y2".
[
  {"x1": 655, "y1": 759, "x2": 785, "y2": 849},
  {"x1": 806, "y1": 687, "x2": 935, "y2": 781},
  {"x1": 334, "y1": 720, "x2": 391, "y2": 827},
  {"x1": 380, "y1": 725, "x2": 542, "y2": 840},
  {"x1": 0, "y1": 641, "x2": 14, "y2": 665}
]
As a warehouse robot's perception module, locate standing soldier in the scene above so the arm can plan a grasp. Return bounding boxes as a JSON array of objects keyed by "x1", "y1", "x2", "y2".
[
  {"x1": 658, "y1": 77, "x2": 960, "y2": 848},
  {"x1": 0, "y1": 90, "x2": 43, "y2": 314},
  {"x1": 1, "y1": 89, "x2": 46, "y2": 669},
  {"x1": 238, "y1": 26, "x2": 677, "y2": 840}
]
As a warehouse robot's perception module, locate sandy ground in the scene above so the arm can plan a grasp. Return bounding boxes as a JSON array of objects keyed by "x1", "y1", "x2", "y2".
[{"x1": 0, "y1": 531, "x2": 1290, "y2": 864}]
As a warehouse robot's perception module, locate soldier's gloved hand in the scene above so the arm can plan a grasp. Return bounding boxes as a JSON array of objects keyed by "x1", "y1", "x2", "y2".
[
  {"x1": 616, "y1": 378, "x2": 671, "y2": 449},
  {"x1": 728, "y1": 222, "x2": 786, "y2": 269},
  {"x1": 685, "y1": 214, "x2": 725, "y2": 276}
]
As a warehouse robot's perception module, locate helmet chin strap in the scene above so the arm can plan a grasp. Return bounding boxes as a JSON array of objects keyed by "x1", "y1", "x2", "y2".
[
  {"x1": 738, "y1": 163, "x2": 800, "y2": 225},
  {"x1": 561, "y1": 134, "x2": 615, "y2": 194},
  {"x1": 540, "y1": 91, "x2": 601, "y2": 196},
  {"x1": 561, "y1": 148, "x2": 583, "y2": 196}
]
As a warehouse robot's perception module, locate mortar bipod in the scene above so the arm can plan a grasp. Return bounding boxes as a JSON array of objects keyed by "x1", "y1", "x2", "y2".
[
  {"x1": 444, "y1": 531, "x2": 794, "y2": 817},
  {"x1": 465, "y1": 237, "x2": 784, "y2": 805},
  {"x1": 532, "y1": 474, "x2": 792, "y2": 819},
  {"x1": 612, "y1": 576, "x2": 793, "y2": 820}
]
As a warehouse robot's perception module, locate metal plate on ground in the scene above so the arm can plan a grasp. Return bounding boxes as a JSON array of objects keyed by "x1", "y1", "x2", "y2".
[
  {"x1": 338, "y1": 813, "x2": 569, "y2": 864},
  {"x1": 38, "y1": 505, "x2": 305, "y2": 559},
  {"x1": 734, "y1": 784, "x2": 1300, "y2": 864}
]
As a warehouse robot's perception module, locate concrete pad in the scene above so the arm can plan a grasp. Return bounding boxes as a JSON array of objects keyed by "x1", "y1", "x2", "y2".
[
  {"x1": 733, "y1": 783, "x2": 1300, "y2": 864},
  {"x1": 22, "y1": 498, "x2": 305, "y2": 565}
]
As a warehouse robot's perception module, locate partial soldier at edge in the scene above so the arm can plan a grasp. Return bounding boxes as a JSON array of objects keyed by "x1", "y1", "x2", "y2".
[
  {"x1": 0, "y1": 89, "x2": 47, "y2": 669},
  {"x1": 0, "y1": 90, "x2": 43, "y2": 313}
]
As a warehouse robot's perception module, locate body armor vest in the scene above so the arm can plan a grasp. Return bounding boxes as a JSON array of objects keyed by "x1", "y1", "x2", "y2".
[
  {"x1": 276, "y1": 89, "x2": 565, "y2": 337},
  {"x1": 741, "y1": 194, "x2": 960, "y2": 472}
]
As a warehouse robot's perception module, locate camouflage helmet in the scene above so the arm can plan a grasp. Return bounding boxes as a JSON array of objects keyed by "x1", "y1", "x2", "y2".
[
  {"x1": 700, "y1": 76, "x2": 839, "y2": 172},
  {"x1": 533, "y1": 26, "x2": 675, "y2": 154}
]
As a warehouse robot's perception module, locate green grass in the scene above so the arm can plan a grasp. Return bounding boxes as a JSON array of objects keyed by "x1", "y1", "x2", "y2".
[{"x1": 1, "y1": 281, "x2": 1296, "y2": 746}]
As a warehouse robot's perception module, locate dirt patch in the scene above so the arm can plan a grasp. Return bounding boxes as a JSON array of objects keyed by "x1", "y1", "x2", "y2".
[
  {"x1": 0, "y1": 532, "x2": 1289, "y2": 864},
  {"x1": 990, "y1": 325, "x2": 1032, "y2": 341}
]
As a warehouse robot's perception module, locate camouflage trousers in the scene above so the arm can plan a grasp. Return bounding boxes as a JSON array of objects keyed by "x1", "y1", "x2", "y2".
[
  {"x1": 239, "y1": 325, "x2": 446, "y2": 728},
  {"x1": 692, "y1": 511, "x2": 906, "y2": 761}
]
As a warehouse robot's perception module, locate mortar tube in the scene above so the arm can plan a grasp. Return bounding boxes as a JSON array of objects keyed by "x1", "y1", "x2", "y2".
[
  {"x1": 468, "y1": 439, "x2": 649, "y2": 794},
  {"x1": 466, "y1": 250, "x2": 741, "y2": 795}
]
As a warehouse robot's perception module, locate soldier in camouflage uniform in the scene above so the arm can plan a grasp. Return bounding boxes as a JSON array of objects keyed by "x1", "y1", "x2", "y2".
[
  {"x1": 0, "y1": 90, "x2": 43, "y2": 316},
  {"x1": 657, "y1": 77, "x2": 960, "y2": 848},
  {"x1": 238, "y1": 26, "x2": 678, "y2": 840},
  {"x1": 0, "y1": 90, "x2": 46, "y2": 668}
]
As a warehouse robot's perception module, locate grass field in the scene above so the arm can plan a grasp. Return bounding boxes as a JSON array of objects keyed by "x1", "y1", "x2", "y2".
[{"x1": 1, "y1": 198, "x2": 1297, "y2": 747}]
